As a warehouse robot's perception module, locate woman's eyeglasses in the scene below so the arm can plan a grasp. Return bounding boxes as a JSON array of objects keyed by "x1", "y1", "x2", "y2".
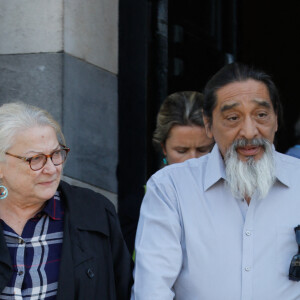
[
  {"x1": 289, "y1": 225, "x2": 300, "y2": 281},
  {"x1": 5, "y1": 146, "x2": 70, "y2": 171}
]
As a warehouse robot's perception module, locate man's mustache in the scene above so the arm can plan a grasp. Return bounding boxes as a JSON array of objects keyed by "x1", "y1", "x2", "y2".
[{"x1": 232, "y1": 138, "x2": 267, "y2": 149}]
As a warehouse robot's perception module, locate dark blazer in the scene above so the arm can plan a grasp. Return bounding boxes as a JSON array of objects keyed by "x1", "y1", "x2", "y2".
[{"x1": 0, "y1": 181, "x2": 133, "y2": 300}]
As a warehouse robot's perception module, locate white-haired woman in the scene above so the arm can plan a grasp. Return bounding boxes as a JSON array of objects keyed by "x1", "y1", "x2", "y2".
[{"x1": 0, "y1": 102, "x2": 132, "y2": 299}]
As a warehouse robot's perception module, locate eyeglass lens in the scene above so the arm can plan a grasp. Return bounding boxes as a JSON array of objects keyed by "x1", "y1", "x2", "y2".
[{"x1": 30, "y1": 149, "x2": 68, "y2": 170}]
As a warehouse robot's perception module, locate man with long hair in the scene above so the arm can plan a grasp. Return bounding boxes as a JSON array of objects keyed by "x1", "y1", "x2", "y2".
[{"x1": 131, "y1": 63, "x2": 300, "y2": 300}]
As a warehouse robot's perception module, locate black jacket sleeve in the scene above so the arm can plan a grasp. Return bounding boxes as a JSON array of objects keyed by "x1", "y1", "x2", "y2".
[{"x1": 107, "y1": 207, "x2": 134, "y2": 300}]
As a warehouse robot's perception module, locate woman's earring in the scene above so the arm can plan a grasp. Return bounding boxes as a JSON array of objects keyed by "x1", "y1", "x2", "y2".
[
  {"x1": 0, "y1": 185, "x2": 8, "y2": 199},
  {"x1": 163, "y1": 158, "x2": 168, "y2": 165}
]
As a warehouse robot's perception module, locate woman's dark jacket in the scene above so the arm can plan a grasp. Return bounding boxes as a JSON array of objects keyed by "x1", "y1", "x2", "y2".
[{"x1": 0, "y1": 181, "x2": 133, "y2": 299}]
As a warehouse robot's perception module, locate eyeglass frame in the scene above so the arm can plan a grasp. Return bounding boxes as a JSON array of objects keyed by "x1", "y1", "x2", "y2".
[{"x1": 5, "y1": 145, "x2": 70, "y2": 171}]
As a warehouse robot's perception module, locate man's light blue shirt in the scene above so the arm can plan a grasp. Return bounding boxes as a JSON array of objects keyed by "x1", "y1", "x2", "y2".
[{"x1": 131, "y1": 144, "x2": 300, "y2": 300}]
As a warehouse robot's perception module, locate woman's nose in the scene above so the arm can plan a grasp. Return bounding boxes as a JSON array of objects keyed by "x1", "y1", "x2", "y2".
[{"x1": 42, "y1": 157, "x2": 57, "y2": 173}]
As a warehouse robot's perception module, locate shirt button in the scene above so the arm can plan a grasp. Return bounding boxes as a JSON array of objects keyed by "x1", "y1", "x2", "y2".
[
  {"x1": 245, "y1": 266, "x2": 251, "y2": 272},
  {"x1": 18, "y1": 271, "x2": 24, "y2": 276},
  {"x1": 245, "y1": 231, "x2": 251, "y2": 236},
  {"x1": 18, "y1": 239, "x2": 24, "y2": 244},
  {"x1": 86, "y1": 268, "x2": 94, "y2": 279}
]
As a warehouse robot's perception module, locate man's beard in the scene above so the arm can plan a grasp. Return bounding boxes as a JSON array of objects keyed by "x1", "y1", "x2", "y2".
[{"x1": 224, "y1": 138, "x2": 276, "y2": 200}]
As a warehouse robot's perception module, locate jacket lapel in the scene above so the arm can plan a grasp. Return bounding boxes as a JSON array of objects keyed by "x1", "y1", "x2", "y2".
[
  {"x1": 58, "y1": 181, "x2": 110, "y2": 235},
  {"x1": 56, "y1": 181, "x2": 110, "y2": 299}
]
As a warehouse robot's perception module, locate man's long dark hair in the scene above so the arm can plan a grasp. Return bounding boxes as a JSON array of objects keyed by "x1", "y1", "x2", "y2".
[{"x1": 203, "y1": 62, "x2": 283, "y2": 128}]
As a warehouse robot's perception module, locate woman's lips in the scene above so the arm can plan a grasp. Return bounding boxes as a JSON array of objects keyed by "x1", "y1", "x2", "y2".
[
  {"x1": 236, "y1": 145, "x2": 262, "y2": 156},
  {"x1": 38, "y1": 179, "x2": 56, "y2": 185}
]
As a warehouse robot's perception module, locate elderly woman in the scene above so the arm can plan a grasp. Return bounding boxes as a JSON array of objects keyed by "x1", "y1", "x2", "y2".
[{"x1": 0, "y1": 102, "x2": 132, "y2": 299}]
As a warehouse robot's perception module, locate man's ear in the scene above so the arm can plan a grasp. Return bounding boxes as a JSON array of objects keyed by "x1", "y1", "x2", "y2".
[{"x1": 203, "y1": 115, "x2": 214, "y2": 139}]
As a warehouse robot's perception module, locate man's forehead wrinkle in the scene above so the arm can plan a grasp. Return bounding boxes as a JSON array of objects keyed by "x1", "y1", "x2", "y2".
[
  {"x1": 216, "y1": 80, "x2": 271, "y2": 103},
  {"x1": 253, "y1": 98, "x2": 272, "y2": 108},
  {"x1": 217, "y1": 83, "x2": 260, "y2": 99},
  {"x1": 219, "y1": 98, "x2": 272, "y2": 113},
  {"x1": 220, "y1": 102, "x2": 240, "y2": 112}
]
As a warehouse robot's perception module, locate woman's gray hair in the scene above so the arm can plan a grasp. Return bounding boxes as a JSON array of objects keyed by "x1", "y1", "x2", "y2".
[
  {"x1": 0, "y1": 102, "x2": 65, "y2": 161},
  {"x1": 153, "y1": 91, "x2": 205, "y2": 149}
]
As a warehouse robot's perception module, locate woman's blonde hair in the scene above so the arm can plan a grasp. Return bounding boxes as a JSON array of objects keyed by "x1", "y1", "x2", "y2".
[{"x1": 153, "y1": 91, "x2": 206, "y2": 149}]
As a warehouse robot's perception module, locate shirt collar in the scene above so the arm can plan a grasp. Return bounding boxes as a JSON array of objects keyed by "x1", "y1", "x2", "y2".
[
  {"x1": 204, "y1": 144, "x2": 226, "y2": 191},
  {"x1": 42, "y1": 191, "x2": 64, "y2": 220},
  {"x1": 274, "y1": 150, "x2": 291, "y2": 187}
]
